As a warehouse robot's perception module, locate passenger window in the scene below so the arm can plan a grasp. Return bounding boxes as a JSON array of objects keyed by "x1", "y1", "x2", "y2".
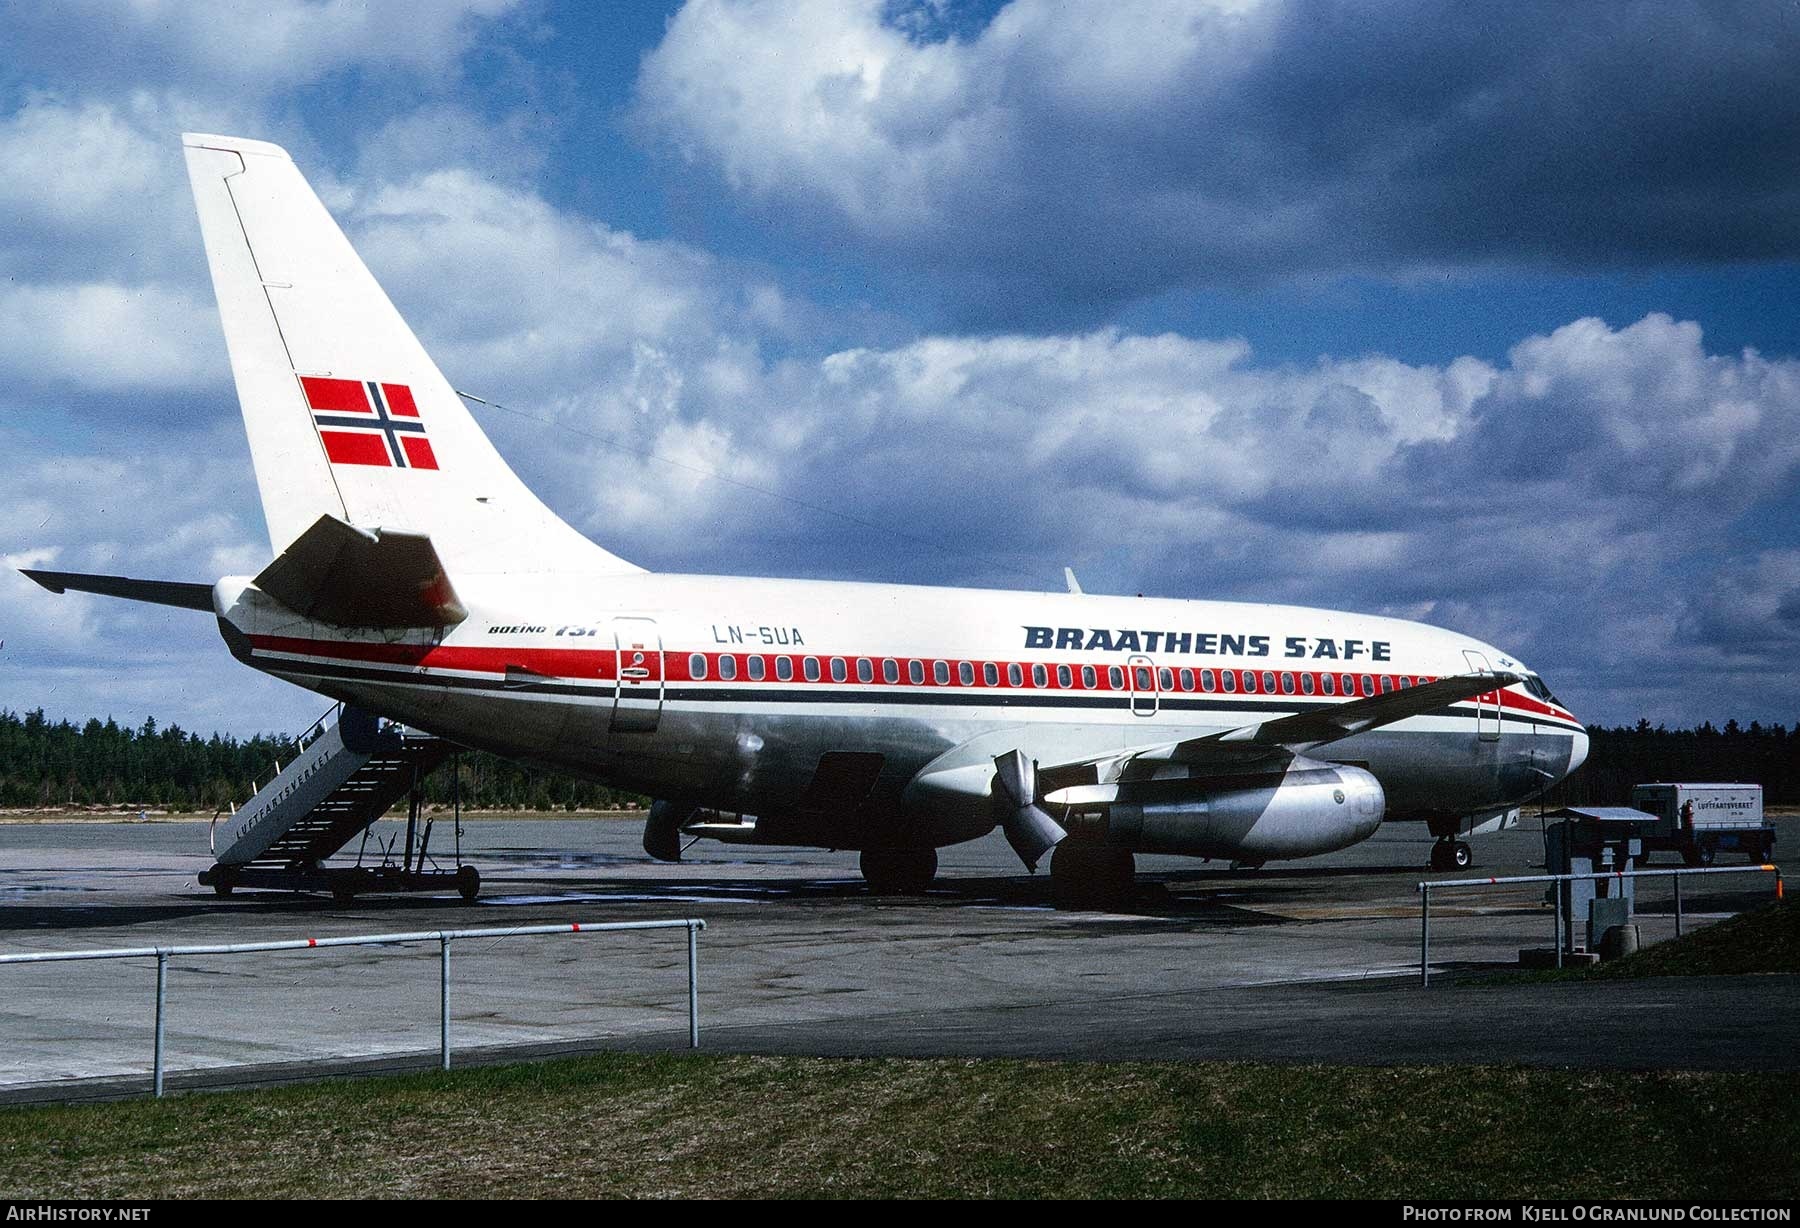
[
  {"x1": 1108, "y1": 666, "x2": 1124, "y2": 689},
  {"x1": 984, "y1": 663, "x2": 999, "y2": 686},
  {"x1": 1158, "y1": 667, "x2": 1174, "y2": 691},
  {"x1": 1242, "y1": 671, "x2": 1257, "y2": 694},
  {"x1": 1200, "y1": 669, "x2": 1215, "y2": 692},
  {"x1": 719, "y1": 655, "x2": 738, "y2": 681},
  {"x1": 1178, "y1": 669, "x2": 1193, "y2": 691},
  {"x1": 935, "y1": 661, "x2": 950, "y2": 685},
  {"x1": 1008, "y1": 663, "x2": 1024, "y2": 687},
  {"x1": 1321, "y1": 673, "x2": 1336, "y2": 695},
  {"x1": 1262, "y1": 671, "x2": 1275, "y2": 693},
  {"x1": 909, "y1": 660, "x2": 925, "y2": 685},
  {"x1": 1057, "y1": 664, "x2": 1072, "y2": 688},
  {"x1": 857, "y1": 659, "x2": 873, "y2": 683},
  {"x1": 748, "y1": 656, "x2": 766, "y2": 681},
  {"x1": 1361, "y1": 674, "x2": 1375, "y2": 696},
  {"x1": 1032, "y1": 663, "x2": 1048, "y2": 687},
  {"x1": 1222, "y1": 669, "x2": 1237, "y2": 693},
  {"x1": 1280, "y1": 673, "x2": 1295, "y2": 695},
  {"x1": 804, "y1": 656, "x2": 821, "y2": 681},
  {"x1": 1135, "y1": 667, "x2": 1152, "y2": 690},
  {"x1": 1081, "y1": 665, "x2": 1096, "y2": 689},
  {"x1": 1301, "y1": 672, "x2": 1315, "y2": 695},
  {"x1": 960, "y1": 662, "x2": 975, "y2": 685},
  {"x1": 689, "y1": 653, "x2": 707, "y2": 681},
  {"x1": 776, "y1": 656, "x2": 793, "y2": 681},
  {"x1": 830, "y1": 657, "x2": 847, "y2": 682}
]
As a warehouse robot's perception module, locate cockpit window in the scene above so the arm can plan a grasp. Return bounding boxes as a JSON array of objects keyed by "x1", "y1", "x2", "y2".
[{"x1": 1522, "y1": 672, "x2": 1563, "y2": 706}]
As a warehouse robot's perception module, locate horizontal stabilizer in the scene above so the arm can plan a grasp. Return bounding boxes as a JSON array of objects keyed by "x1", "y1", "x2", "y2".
[
  {"x1": 21, "y1": 570, "x2": 213, "y2": 612},
  {"x1": 255, "y1": 514, "x2": 466, "y2": 628}
]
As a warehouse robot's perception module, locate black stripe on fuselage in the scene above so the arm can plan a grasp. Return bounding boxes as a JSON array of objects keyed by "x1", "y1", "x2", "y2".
[{"x1": 253, "y1": 652, "x2": 1587, "y2": 735}]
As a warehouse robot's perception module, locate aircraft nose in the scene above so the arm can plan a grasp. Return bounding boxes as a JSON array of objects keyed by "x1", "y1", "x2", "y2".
[{"x1": 1567, "y1": 726, "x2": 1590, "y2": 775}]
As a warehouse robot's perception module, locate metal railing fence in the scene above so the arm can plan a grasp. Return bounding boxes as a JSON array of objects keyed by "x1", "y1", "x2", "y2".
[
  {"x1": 0, "y1": 918, "x2": 707, "y2": 1096},
  {"x1": 1416, "y1": 864, "x2": 1780, "y2": 986}
]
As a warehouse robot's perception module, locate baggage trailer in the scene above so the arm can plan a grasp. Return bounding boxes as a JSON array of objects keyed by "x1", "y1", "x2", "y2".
[{"x1": 1630, "y1": 783, "x2": 1774, "y2": 866}]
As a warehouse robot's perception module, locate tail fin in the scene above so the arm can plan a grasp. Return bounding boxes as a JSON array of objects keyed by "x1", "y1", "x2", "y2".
[{"x1": 181, "y1": 133, "x2": 638, "y2": 577}]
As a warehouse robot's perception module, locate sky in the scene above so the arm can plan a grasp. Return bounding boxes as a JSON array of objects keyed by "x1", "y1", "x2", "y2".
[{"x1": 3, "y1": 0, "x2": 1800, "y2": 738}]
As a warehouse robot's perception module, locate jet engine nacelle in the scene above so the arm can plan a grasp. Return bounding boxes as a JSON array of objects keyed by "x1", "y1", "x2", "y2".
[{"x1": 1069, "y1": 758, "x2": 1386, "y2": 861}]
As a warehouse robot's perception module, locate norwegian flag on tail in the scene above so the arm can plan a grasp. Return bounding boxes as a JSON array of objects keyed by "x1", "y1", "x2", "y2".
[{"x1": 300, "y1": 375, "x2": 439, "y2": 470}]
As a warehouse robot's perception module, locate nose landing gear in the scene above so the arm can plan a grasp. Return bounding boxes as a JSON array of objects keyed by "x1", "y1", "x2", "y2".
[{"x1": 1429, "y1": 838, "x2": 1474, "y2": 872}]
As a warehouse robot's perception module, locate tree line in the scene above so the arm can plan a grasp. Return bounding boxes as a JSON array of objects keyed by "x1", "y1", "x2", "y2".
[
  {"x1": 1540, "y1": 719, "x2": 1800, "y2": 807},
  {"x1": 3, "y1": 706, "x2": 1798, "y2": 812},
  {"x1": 0, "y1": 709, "x2": 645, "y2": 812}
]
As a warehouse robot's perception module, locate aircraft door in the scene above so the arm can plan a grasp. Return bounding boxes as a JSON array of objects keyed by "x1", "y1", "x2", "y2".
[
  {"x1": 1462, "y1": 649, "x2": 1501, "y2": 742},
  {"x1": 612, "y1": 617, "x2": 665, "y2": 733},
  {"x1": 1128, "y1": 654, "x2": 1159, "y2": 717}
]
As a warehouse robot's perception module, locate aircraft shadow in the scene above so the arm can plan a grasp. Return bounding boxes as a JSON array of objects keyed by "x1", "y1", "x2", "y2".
[{"x1": 0, "y1": 856, "x2": 1562, "y2": 934}]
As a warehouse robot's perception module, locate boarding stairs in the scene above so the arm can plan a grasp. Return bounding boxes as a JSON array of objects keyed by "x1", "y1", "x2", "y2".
[{"x1": 200, "y1": 705, "x2": 478, "y2": 901}]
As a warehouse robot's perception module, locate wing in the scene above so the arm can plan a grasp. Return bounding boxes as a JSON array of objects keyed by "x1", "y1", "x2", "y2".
[
  {"x1": 1050, "y1": 669, "x2": 1521, "y2": 792},
  {"x1": 1199, "y1": 669, "x2": 1521, "y2": 754},
  {"x1": 983, "y1": 670, "x2": 1520, "y2": 862}
]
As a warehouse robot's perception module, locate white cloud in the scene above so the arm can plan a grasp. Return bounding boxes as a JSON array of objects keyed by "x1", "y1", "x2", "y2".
[
  {"x1": 0, "y1": 95, "x2": 209, "y2": 284},
  {"x1": 354, "y1": 105, "x2": 551, "y2": 185},
  {"x1": 0, "y1": 97, "x2": 167, "y2": 233},
  {"x1": 0, "y1": 282, "x2": 224, "y2": 392},
  {"x1": 351, "y1": 169, "x2": 729, "y2": 396},
  {"x1": 1681, "y1": 552, "x2": 1800, "y2": 653},
  {"x1": 637, "y1": 0, "x2": 992, "y2": 235},
  {"x1": 5, "y1": 1, "x2": 523, "y2": 94},
  {"x1": 0, "y1": 423, "x2": 317, "y2": 734},
  {"x1": 634, "y1": 0, "x2": 1800, "y2": 317}
]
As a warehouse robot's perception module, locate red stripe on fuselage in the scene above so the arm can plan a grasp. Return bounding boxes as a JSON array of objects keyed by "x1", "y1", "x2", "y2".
[
  {"x1": 250, "y1": 635, "x2": 614, "y2": 679},
  {"x1": 246, "y1": 635, "x2": 1579, "y2": 725}
]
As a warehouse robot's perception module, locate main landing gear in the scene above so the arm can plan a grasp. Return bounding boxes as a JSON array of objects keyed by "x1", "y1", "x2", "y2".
[
  {"x1": 1050, "y1": 842, "x2": 1137, "y2": 910},
  {"x1": 860, "y1": 847, "x2": 938, "y2": 895},
  {"x1": 1429, "y1": 837, "x2": 1474, "y2": 872}
]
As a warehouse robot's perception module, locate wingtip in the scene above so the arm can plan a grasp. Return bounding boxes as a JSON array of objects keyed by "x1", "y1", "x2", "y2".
[{"x1": 18, "y1": 569, "x2": 65, "y2": 595}]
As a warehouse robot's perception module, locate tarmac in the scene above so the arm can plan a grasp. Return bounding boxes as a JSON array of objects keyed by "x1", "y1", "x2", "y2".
[{"x1": 1, "y1": 814, "x2": 1794, "y2": 1102}]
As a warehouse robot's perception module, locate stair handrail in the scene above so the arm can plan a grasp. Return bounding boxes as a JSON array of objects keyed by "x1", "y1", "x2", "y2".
[
  {"x1": 208, "y1": 801, "x2": 232, "y2": 857},
  {"x1": 228, "y1": 703, "x2": 349, "y2": 822},
  {"x1": 294, "y1": 702, "x2": 343, "y2": 754}
]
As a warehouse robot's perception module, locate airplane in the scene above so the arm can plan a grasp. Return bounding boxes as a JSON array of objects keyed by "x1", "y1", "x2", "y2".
[{"x1": 21, "y1": 134, "x2": 1588, "y2": 904}]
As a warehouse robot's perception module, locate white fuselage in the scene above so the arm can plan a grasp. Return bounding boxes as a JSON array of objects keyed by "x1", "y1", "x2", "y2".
[{"x1": 215, "y1": 571, "x2": 1588, "y2": 853}]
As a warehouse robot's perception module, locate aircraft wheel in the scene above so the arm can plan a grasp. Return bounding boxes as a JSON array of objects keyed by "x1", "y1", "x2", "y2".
[
  {"x1": 1050, "y1": 843, "x2": 1136, "y2": 911},
  {"x1": 212, "y1": 880, "x2": 234, "y2": 898},
  {"x1": 860, "y1": 848, "x2": 938, "y2": 895},
  {"x1": 457, "y1": 865, "x2": 482, "y2": 903},
  {"x1": 1451, "y1": 841, "x2": 1474, "y2": 871}
]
